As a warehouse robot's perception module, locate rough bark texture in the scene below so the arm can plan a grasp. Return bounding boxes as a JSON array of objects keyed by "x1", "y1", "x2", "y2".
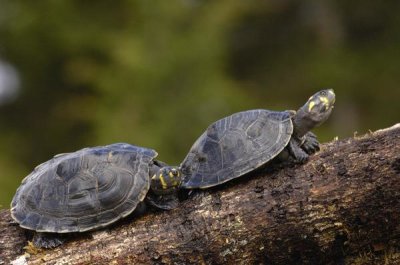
[{"x1": 1, "y1": 124, "x2": 400, "y2": 265}]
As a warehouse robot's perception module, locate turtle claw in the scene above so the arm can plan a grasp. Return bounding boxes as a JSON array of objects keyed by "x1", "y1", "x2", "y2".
[
  {"x1": 295, "y1": 152, "x2": 309, "y2": 163},
  {"x1": 302, "y1": 132, "x2": 320, "y2": 155},
  {"x1": 32, "y1": 232, "x2": 65, "y2": 248}
]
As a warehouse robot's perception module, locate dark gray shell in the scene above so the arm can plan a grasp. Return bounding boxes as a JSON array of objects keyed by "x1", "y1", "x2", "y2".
[
  {"x1": 180, "y1": 109, "x2": 293, "y2": 189},
  {"x1": 11, "y1": 143, "x2": 157, "y2": 233}
]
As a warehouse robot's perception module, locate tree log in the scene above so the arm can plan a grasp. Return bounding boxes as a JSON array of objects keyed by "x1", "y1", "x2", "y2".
[{"x1": 1, "y1": 124, "x2": 400, "y2": 265}]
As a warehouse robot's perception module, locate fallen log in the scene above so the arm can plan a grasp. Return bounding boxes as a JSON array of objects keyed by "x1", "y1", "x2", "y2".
[{"x1": 1, "y1": 124, "x2": 400, "y2": 265}]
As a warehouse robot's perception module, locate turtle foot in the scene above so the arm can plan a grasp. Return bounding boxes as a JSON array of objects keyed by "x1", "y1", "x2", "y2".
[
  {"x1": 302, "y1": 132, "x2": 320, "y2": 154},
  {"x1": 295, "y1": 152, "x2": 309, "y2": 163},
  {"x1": 146, "y1": 192, "x2": 179, "y2": 210},
  {"x1": 33, "y1": 232, "x2": 65, "y2": 248},
  {"x1": 289, "y1": 138, "x2": 309, "y2": 163}
]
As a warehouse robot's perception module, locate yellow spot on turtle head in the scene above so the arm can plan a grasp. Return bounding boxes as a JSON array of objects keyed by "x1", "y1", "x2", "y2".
[
  {"x1": 319, "y1": 96, "x2": 329, "y2": 108},
  {"x1": 151, "y1": 174, "x2": 157, "y2": 180},
  {"x1": 308, "y1": 101, "x2": 316, "y2": 112},
  {"x1": 169, "y1": 172, "x2": 174, "y2": 178},
  {"x1": 159, "y1": 174, "x2": 168, "y2": 189}
]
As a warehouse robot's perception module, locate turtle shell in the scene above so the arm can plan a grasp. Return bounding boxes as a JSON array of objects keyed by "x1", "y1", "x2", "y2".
[
  {"x1": 11, "y1": 143, "x2": 157, "y2": 233},
  {"x1": 180, "y1": 109, "x2": 293, "y2": 189}
]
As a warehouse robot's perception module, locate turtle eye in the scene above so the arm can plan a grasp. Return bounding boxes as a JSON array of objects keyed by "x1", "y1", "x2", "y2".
[{"x1": 320, "y1": 91, "x2": 327, "y2": 96}]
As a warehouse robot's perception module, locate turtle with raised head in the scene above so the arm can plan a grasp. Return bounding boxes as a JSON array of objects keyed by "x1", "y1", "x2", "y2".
[
  {"x1": 179, "y1": 89, "x2": 335, "y2": 189},
  {"x1": 11, "y1": 143, "x2": 182, "y2": 248}
]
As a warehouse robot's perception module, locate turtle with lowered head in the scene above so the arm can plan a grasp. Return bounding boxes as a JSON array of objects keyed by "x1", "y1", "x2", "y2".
[{"x1": 10, "y1": 143, "x2": 183, "y2": 248}]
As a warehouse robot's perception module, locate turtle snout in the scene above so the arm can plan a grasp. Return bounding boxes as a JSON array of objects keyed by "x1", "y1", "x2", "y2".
[{"x1": 324, "y1": 88, "x2": 335, "y2": 106}]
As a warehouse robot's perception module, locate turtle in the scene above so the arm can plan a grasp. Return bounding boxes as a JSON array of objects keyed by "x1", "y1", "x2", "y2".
[
  {"x1": 178, "y1": 89, "x2": 335, "y2": 189},
  {"x1": 10, "y1": 143, "x2": 182, "y2": 248}
]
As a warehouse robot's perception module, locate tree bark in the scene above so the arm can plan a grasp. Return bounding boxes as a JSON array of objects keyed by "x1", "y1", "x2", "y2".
[{"x1": 1, "y1": 124, "x2": 400, "y2": 265}]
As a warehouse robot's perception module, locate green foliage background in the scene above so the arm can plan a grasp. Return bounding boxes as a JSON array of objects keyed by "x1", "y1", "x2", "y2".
[{"x1": 0, "y1": 1, "x2": 399, "y2": 208}]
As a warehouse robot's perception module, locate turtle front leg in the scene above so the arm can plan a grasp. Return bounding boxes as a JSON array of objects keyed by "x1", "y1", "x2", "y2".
[
  {"x1": 33, "y1": 232, "x2": 66, "y2": 248},
  {"x1": 146, "y1": 192, "x2": 179, "y2": 210},
  {"x1": 301, "y1": 132, "x2": 320, "y2": 155},
  {"x1": 288, "y1": 138, "x2": 309, "y2": 163}
]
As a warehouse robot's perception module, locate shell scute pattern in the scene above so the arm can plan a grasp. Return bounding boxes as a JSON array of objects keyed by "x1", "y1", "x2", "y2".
[
  {"x1": 181, "y1": 110, "x2": 293, "y2": 189},
  {"x1": 11, "y1": 143, "x2": 157, "y2": 233}
]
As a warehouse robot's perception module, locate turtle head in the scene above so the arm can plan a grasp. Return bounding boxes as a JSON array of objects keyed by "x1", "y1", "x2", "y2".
[
  {"x1": 304, "y1": 89, "x2": 335, "y2": 124},
  {"x1": 151, "y1": 166, "x2": 182, "y2": 195},
  {"x1": 294, "y1": 89, "x2": 335, "y2": 136}
]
